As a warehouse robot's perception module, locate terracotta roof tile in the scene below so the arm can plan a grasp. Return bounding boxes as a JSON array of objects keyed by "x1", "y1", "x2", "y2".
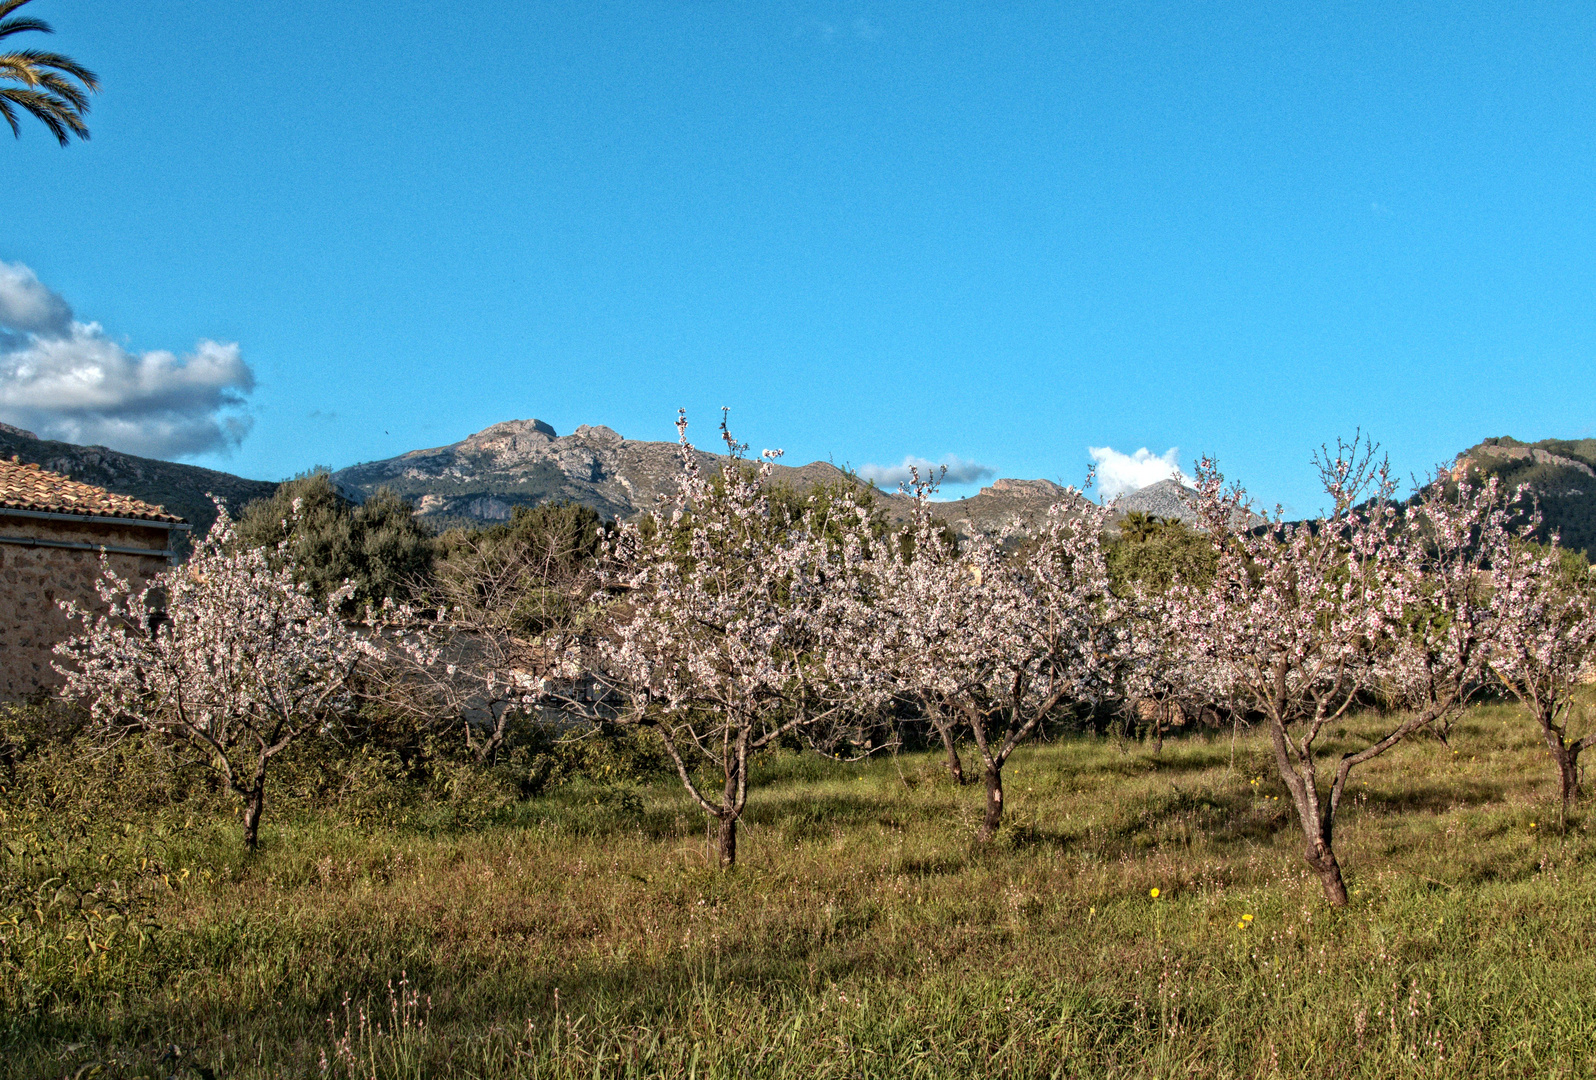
[{"x1": 0, "y1": 457, "x2": 185, "y2": 524}]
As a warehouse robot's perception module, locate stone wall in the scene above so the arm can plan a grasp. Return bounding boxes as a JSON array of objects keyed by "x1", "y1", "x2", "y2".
[{"x1": 0, "y1": 517, "x2": 175, "y2": 701}]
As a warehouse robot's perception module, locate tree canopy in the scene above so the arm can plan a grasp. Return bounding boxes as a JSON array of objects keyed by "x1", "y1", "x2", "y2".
[{"x1": 235, "y1": 471, "x2": 434, "y2": 612}]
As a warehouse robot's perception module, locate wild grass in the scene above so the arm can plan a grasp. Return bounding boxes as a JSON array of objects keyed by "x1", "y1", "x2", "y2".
[{"x1": 4, "y1": 703, "x2": 1594, "y2": 1078}]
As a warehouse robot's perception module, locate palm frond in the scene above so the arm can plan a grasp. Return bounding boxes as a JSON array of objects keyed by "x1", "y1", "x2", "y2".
[
  {"x1": 0, "y1": 55, "x2": 40, "y2": 84},
  {"x1": 0, "y1": 0, "x2": 51, "y2": 43},
  {"x1": 3, "y1": 48, "x2": 99, "y2": 89},
  {"x1": 0, "y1": 16, "x2": 50, "y2": 42},
  {"x1": 0, "y1": 84, "x2": 86, "y2": 144},
  {"x1": 34, "y1": 71, "x2": 89, "y2": 110},
  {"x1": 0, "y1": 1, "x2": 96, "y2": 145}
]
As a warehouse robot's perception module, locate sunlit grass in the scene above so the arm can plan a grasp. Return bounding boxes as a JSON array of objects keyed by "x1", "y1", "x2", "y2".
[{"x1": 5, "y1": 703, "x2": 1594, "y2": 1078}]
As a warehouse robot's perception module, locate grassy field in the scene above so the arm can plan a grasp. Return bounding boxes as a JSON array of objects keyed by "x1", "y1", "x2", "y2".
[{"x1": 4, "y1": 703, "x2": 1595, "y2": 1078}]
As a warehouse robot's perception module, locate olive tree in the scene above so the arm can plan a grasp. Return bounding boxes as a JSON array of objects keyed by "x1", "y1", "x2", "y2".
[{"x1": 235, "y1": 471, "x2": 434, "y2": 612}]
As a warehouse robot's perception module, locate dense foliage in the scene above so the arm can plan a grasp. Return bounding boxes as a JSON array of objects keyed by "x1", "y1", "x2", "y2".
[
  {"x1": 235, "y1": 471, "x2": 434, "y2": 611},
  {"x1": 1104, "y1": 511, "x2": 1218, "y2": 595}
]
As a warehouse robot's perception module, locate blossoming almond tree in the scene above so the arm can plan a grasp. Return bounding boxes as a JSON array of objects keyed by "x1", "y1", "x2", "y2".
[
  {"x1": 870, "y1": 474, "x2": 1122, "y2": 842},
  {"x1": 598, "y1": 413, "x2": 881, "y2": 867},
  {"x1": 1171, "y1": 439, "x2": 1506, "y2": 906},
  {"x1": 1485, "y1": 518, "x2": 1596, "y2": 821},
  {"x1": 55, "y1": 504, "x2": 367, "y2": 849},
  {"x1": 1387, "y1": 474, "x2": 1511, "y2": 743},
  {"x1": 1170, "y1": 444, "x2": 1398, "y2": 905},
  {"x1": 1118, "y1": 589, "x2": 1220, "y2": 754}
]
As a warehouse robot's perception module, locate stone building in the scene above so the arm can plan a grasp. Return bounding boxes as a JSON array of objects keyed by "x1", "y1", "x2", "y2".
[{"x1": 0, "y1": 458, "x2": 188, "y2": 700}]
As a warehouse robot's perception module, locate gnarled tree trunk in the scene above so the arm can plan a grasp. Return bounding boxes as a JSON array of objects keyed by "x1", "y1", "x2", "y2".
[
  {"x1": 1535, "y1": 712, "x2": 1591, "y2": 823},
  {"x1": 1268, "y1": 708, "x2": 1351, "y2": 908},
  {"x1": 1544, "y1": 735, "x2": 1584, "y2": 828},
  {"x1": 1303, "y1": 834, "x2": 1349, "y2": 907},
  {"x1": 242, "y1": 784, "x2": 266, "y2": 850},
  {"x1": 977, "y1": 765, "x2": 1004, "y2": 842},
  {"x1": 938, "y1": 720, "x2": 966, "y2": 785},
  {"x1": 714, "y1": 812, "x2": 737, "y2": 867}
]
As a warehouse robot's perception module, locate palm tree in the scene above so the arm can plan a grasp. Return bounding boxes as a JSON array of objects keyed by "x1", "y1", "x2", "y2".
[{"x1": 1, "y1": 0, "x2": 98, "y2": 146}]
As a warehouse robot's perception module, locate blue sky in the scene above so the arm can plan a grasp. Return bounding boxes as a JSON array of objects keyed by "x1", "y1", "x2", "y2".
[{"x1": 4, "y1": 1, "x2": 1596, "y2": 513}]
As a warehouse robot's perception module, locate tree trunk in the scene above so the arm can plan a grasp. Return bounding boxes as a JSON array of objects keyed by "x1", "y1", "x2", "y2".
[
  {"x1": 713, "y1": 758, "x2": 742, "y2": 868},
  {"x1": 714, "y1": 813, "x2": 737, "y2": 868},
  {"x1": 1560, "y1": 749, "x2": 1578, "y2": 810},
  {"x1": 939, "y1": 723, "x2": 966, "y2": 785},
  {"x1": 1304, "y1": 837, "x2": 1349, "y2": 907},
  {"x1": 1538, "y1": 719, "x2": 1582, "y2": 822},
  {"x1": 1267, "y1": 710, "x2": 1348, "y2": 908},
  {"x1": 242, "y1": 785, "x2": 266, "y2": 850},
  {"x1": 977, "y1": 765, "x2": 1004, "y2": 842}
]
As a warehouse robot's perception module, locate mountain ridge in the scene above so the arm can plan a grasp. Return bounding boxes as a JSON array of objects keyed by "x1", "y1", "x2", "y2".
[
  {"x1": 1451, "y1": 436, "x2": 1596, "y2": 557},
  {"x1": 329, "y1": 418, "x2": 1105, "y2": 535},
  {"x1": 9, "y1": 418, "x2": 1586, "y2": 554},
  {"x1": 0, "y1": 426, "x2": 278, "y2": 544}
]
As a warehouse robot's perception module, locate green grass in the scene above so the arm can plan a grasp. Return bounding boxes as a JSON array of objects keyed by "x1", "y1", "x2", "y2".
[{"x1": 4, "y1": 704, "x2": 1595, "y2": 1078}]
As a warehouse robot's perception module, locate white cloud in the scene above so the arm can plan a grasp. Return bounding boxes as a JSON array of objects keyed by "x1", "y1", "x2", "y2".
[
  {"x1": 0, "y1": 260, "x2": 254, "y2": 459},
  {"x1": 859, "y1": 454, "x2": 995, "y2": 490},
  {"x1": 0, "y1": 261, "x2": 72, "y2": 339},
  {"x1": 1088, "y1": 445, "x2": 1183, "y2": 500}
]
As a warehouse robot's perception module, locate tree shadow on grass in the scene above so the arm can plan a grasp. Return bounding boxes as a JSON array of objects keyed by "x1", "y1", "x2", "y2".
[
  {"x1": 996, "y1": 785, "x2": 1290, "y2": 856},
  {"x1": 742, "y1": 792, "x2": 908, "y2": 837},
  {"x1": 885, "y1": 852, "x2": 969, "y2": 877},
  {"x1": 1351, "y1": 778, "x2": 1510, "y2": 817},
  {"x1": 13, "y1": 922, "x2": 976, "y2": 1077},
  {"x1": 1011, "y1": 773, "x2": 1519, "y2": 860},
  {"x1": 1138, "y1": 749, "x2": 1247, "y2": 776}
]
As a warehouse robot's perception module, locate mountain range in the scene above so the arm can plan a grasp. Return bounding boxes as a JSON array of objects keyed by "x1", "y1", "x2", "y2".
[
  {"x1": 0, "y1": 422, "x2": 278, "y2": 546},
  {"x1": 7, "y1": 418, "x2": 1594, "y2": 557},
  {"x1": 327, "y1": 419, "x2": 1096, "y2": 536}
]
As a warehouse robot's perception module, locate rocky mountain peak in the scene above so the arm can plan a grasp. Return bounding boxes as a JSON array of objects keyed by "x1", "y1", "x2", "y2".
[
  {"x1": 982, "y1": 477, "x2": 1067, "y2": 498},
  {"x1": 1114, "y1": 478, "x2": 1199, "y2": 523},
  {"x1": 1457, "y1": 443, "x2": 1596, "y2": 480},
  {"x1": 333, "y1": 418, "x2": 719, "y2": 525},
  {"x1": 573, "y1": 424, "x2": 624, "y2": 446},
  {"x1": 462, "y1": 418, "x2": 556, "y2": 446}
]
